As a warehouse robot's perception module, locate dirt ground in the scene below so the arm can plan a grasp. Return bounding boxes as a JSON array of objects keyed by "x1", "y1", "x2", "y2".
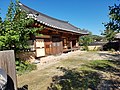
[{"x1": 17, "y1": 51, "x2": 120, "y2": 90}]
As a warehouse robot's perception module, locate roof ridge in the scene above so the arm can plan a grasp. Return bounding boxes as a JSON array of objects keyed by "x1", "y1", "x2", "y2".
[{"x1": 18, "y1": 2, "x2": 68, "y2": 23}]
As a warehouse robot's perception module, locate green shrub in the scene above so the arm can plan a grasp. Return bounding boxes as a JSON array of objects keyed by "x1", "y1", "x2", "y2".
[
  {"x1": 109, "y1": 48, "x2": 115, "y2": 52},
  {"x1": 16, "y1": 59, "x2": 37, "y2": 75}
]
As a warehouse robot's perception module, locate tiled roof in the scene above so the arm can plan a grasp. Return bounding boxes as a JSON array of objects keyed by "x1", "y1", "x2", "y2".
[{"x1": 18, "y1": 2, "x2": 89, "y2": 34}]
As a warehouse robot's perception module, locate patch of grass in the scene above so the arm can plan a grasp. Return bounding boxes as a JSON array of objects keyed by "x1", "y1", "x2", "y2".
[
  {"x1": 89, "y1": 60, "x2": 114, "y2": 66},
  {"x1": 60, "y1": 58, "x2": 89, "y2": 68},
  {"x1": 78, "y1": 65, "x2": 94, "y2": 71},
  {"x1": 90, "y1": 60, "x2": 112, "y2": 70},
  {"x1": 86, "y1": 60, "x2": 120, "y2": 73}
]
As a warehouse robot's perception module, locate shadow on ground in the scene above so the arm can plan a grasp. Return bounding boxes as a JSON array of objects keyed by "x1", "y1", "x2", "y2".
[
  {"x1": 48, "y1": 56, "x2": 120, "y2": 90},
  {"x1": 85, "y1": 60, "x2": 120, "y2": 90},
  {"x1": 48, "y1": 67, "x2": 101, "y2": 90},
  {"x1": 98, "y1": 52, "x2": 120, "y2": 61}
]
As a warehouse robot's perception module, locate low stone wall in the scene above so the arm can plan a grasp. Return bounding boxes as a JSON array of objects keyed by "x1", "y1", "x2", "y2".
[
  {"x1": 80, "y1": 45, "x2": 102, "y2": 51},
  {"x1": 88, "y1": 45, "x2": 102, "y2": 51},
  {"x1": 16, "y1": 51, "x2": 36, "y2": 62}
]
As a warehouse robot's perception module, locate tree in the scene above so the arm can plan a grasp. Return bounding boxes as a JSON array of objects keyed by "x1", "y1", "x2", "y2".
[
  {"x1": 79, "y1": 33, "x2": 93, "y2": 51},
  {"x1": 0, "y1": 8, "x2": 5, "y2": 50},
  {"x1": 102, "y1": 4, "x2": 120, "y2": 41},
  {"x1": 92, "y1": 35, "x2": 105, "y2": 42},
  {"x1": 0, "y1": 0, "x2": 42, "y2": 51},
  {"x1": 0, "y1": 1, "x2": 16, "y2": 50}
]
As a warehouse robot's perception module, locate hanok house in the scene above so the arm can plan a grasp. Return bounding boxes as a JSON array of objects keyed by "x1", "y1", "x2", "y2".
[{"x1": 18, "y1": 3, "x2": 88, "y2": 58}]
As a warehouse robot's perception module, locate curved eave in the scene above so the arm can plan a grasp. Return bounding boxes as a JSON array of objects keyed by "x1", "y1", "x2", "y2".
[
  {"x1": 35, "y1": 19, "x2": 89, "y2": 34},
  {"x1": 18, "y1": 2, "x2": 89, "y2": 35}
]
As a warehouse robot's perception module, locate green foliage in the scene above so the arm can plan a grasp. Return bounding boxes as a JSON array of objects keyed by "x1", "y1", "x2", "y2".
[
  {"x1": 88, "y1": 60, "x2": 112, "y2": 70},
  {"x1": 79, "y1": 34, "x2": 93, "y2": 51},
  {"x1": 85, "y1": 60, "x2": 120, "y2": 73},
  {"x1": 102, "y1": 4, "x2": 120, "y2": 41},
  {"x1": 109, "y1": 48, "x2": 115, "y2": 52},
  {"x1": 0, "y1": 0, "x2": 43, "y2": 51},
  {"x1": 16, "y1": 59, "x2": 37, "y2": 75},
  {"x1": 92, "y1": 35, "x2": 104, "y2": 41}
]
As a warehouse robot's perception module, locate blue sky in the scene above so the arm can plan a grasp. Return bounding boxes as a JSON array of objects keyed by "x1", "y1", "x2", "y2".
[{"x1": 0, "y1": 0, "x2": 119, "y2": 35}]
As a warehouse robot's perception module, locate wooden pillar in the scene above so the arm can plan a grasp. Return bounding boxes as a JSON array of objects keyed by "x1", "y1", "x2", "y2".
[
  {"x1": 50, "y1": 36, "x2": 53, "y2": 55},
  {"x1": 76, "y1": 40, "x2": 79, "y2": 47},
  {"x1": 60, "y1": 40, "x2": 63, "y2": 53},
  {"x1": 0, "y1": 50, "x2": 17, "y2": 90},
  {"x1": 70, "y1": 41, "x2": 73, "y2": 51}
]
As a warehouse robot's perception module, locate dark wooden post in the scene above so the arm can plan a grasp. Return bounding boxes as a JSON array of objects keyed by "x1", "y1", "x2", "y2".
[
  {"x1": 60, "y1": 40, "x2": 63, "y2": 53},
  {"x1": 0, "y1": 50, "x2": 17, "y2": 90}
]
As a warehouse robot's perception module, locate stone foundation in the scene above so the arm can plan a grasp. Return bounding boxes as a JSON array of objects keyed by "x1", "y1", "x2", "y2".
[{"x1": 16, "y1": 51, "x2": 36, "y2": 62}]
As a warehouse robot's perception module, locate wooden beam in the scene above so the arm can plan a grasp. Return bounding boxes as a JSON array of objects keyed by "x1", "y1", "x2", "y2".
[
  {"x1": 36, "y1": 35, "x2": 51, "y2": 39},
  {"x1": 45, "y1": 26, "x2": 81, "y2": 35}
]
